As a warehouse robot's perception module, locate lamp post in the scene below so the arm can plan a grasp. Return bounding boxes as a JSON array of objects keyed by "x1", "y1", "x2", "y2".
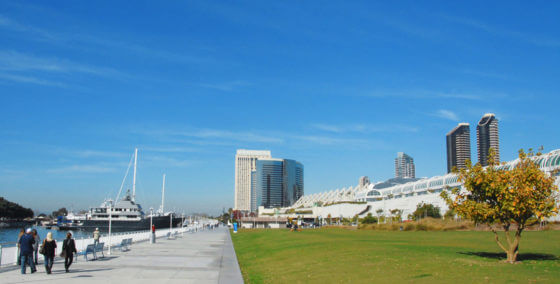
[
  {"x1": 169, "y1": 213, "x2": 172, "y2": 236},
  {"x1": 150, "y1": 207, "x2": 153, "y2": 244},
  {"x1": 108, "y1": 202, "x2": 112, "y2": 255}
]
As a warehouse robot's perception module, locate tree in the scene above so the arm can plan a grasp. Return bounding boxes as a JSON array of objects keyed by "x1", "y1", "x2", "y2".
[
  {"x1": 390, "y1": 209, "x2": 403, "y2": 223},
  {"x1": 0, "y1": 197, "x2": 34, "y2": 219},
  {"x1": 375, "y1": 209, "x2": 383, "y2": 224},
  {"x1": 51, "y1": 207, "x2": 68, "y2": 218},
  {"x1": 360, "y1": 213, "x2": 377, "y2": 224},
  {"x1": 441, "y1": 149, "x2": 559, "y2": 263},
  {"x1": 412, "y1": 203, "x2": 441, "y2": 220}
]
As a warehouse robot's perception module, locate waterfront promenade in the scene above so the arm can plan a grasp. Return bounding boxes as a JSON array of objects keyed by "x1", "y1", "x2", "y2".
[{"x1": 0, "y1": 226, "x2": 243, "y2": 284}]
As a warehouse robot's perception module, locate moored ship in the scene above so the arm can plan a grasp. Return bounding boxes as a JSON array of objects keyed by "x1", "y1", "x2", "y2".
[{"x1": 79, "y1": 148, "x2": 183, "y2": 232}]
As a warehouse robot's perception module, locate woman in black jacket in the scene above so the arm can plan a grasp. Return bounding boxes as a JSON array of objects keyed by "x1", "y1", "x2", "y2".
[
  {"x1": 42, "y1": 232, "x2": 57, "y2": 274},
  {"x1": 62, "y1": 232, "x2": 77, "y2": 272}
]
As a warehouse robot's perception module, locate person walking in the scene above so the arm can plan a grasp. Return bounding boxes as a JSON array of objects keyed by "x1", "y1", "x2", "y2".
[
  {"x1": 62, "y1": 232, "x2": 77, "y2": 273},
  {"x1": 93, "y1": 227, "x2": 100, "y2": 259},
  {"x1": 18, "y1": 228, "x2": 36, "y2": 274},
  {"x1": 32, "y1": 229, "x2": 40, "y2": 265},
  {"x1": 93, "y1": 228, "x2": 100, "y2": 246},
  {"x1": 16, "y1": 228, "x2": 24, "y2": 266},
  {"x1": 42, "y1": 232, "x2": 57, "y2": 274}
]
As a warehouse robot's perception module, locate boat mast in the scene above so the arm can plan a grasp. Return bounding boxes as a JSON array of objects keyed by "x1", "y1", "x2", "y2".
[
  {"x1": 160, "y1": 174, "x2": 166, "y2": 213},
  {"x1": 132, "y1": 148, "x2": 138, "y2": 202}
]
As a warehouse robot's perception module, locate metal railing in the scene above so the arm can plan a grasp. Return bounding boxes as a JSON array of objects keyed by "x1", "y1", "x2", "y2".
[{"x1": 0, "y1": 224, "x2": 212, "y2": 267}]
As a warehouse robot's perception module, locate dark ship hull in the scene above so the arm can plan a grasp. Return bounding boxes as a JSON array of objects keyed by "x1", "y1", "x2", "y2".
[{"x1": 74, "y1": 215, "x2": 183, "y2": 232}]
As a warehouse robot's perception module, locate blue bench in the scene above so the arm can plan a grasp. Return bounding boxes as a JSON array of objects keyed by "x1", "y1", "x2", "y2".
[
  {"x1": 119, "y1": 238, "x2": 132, "y2": 252},
  {"x1": 80, "y1": 244, "x2": 95, "y2": 261},
  {"x1": 95, "y1": 242, "x2": 105, "y2": 258}
]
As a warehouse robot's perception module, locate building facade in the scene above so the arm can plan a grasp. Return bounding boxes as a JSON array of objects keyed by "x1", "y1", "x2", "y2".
[
  {"x1": 286, "y1": 149, "x2": 560, "y2": 222},
  {"x1": 395, "y1": 152, "x2": 415, "y2": 178},
  {"x1": 359, "y1": 176, "x2": 371, "y2": 188},
  {"x1": 446, "y1": 123, "x2": 471, "y2": 173},
  {"x1": 477, "y1": 113, "x2": 500, "y2": 166},
  {"x1": 234, "y1": 150, "x2": 271, "y2": 211},
  {"x1": 255, "y1": 158, "x2": 284, "y2": 209},
  {"x1": 283, "y1": 159, "x2": 304, "y2": 207},
  {"x1": 255, "y1": 158, "x2": 304, "y2": 209}
]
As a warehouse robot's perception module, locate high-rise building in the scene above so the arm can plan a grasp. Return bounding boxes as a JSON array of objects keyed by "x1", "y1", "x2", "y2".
[
  {"x1": 395, "y1": 152, "x2": 415, "y2": 178},
  {"x1": 359, "y1": 176, "x2": 371, "y2": 188},
  {"x1": 283, "y1": 159, "x2": 304, "y2": 207},
  {"x1": 255, "y1": 158, "x2": 304, "y2": 209},
  {"x1": 255, "y1": 158, "x2": 284, "y2": 209},
  {"x1": 446, "y1": 123, "x2": 471, "y2": 173},
  {"x1": 234, "y1": 150, "x2": 271, "y2": 211},
  {"x1": 477, "y1": 113, "x2": 500, "y2": 166}
]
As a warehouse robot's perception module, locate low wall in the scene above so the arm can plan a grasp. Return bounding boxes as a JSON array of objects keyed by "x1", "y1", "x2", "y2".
[{"x1": 0, "y1": 224, "x2": 211, "y2": 267}]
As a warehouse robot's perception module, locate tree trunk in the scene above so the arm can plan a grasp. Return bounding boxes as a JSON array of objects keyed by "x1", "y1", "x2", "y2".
[{"x1": 506, "y1": 226, "x2": 523, "y2": 263}]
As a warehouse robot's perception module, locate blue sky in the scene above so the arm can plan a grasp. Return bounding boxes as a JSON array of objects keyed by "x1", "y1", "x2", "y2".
[{"x1": 1, "y1": 1, "x2": 559, "y2": 215}]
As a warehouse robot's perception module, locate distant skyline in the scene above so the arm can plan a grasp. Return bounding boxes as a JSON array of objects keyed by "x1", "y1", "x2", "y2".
[{"x1": 1, "y1": 1, "x2": 559, "y2": 215}]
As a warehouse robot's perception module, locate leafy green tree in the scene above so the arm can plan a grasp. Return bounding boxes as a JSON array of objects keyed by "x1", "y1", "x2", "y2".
[
  {"x1": 441, "y1": 149, "x2": 559, "y2": 263},
  {"x1": 375, "y1": 209, "x2": 383, "y2": 224},
  {"x1": 51, "y1": 207, "x2": 68, "y2": 218},
  {"x1": 390, "y1": 209, "x2": 403, "y2": 223},
  {"x1": 412, "y1": 203, "x2": 441, "y2": 220},
  {"x1": 360, "y1": 213, "x2": 377, "y2": 224},
  {"x1": 0, "y1": 197, "x2": 34, "y2": 219}
]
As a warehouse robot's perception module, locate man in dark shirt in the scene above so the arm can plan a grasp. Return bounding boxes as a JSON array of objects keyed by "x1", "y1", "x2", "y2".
[{"x1": 18, "y1": 228, "x2": 36, "y2": 274}]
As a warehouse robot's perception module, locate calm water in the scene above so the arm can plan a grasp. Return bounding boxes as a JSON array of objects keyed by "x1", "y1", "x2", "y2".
[{"x1": 0, "y1": 226, "x2": 93, "y2": 247}]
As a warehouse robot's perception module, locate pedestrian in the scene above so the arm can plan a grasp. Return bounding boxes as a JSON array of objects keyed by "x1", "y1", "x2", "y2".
[
  {"x1": 62, "y1": 232, "x2": 77, "y2": 273},
  {"x1": 32, "y1": 229, "x2": 40, "y2": 265},
  {"x1": 16, "y1": 228, "x2": 24, "y2": 265},
  {"x1": 93, "y1": 227, "x2": 100, "y2": 246},
  {"x1": 18, "y1": 228, "x2": 36, "y2": 274},
  {"x1": 41, "y1": 232, "x2": 57, "y2": 274}
]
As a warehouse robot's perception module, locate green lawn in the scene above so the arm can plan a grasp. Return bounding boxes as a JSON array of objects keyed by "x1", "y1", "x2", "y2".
[{"x1": 231, "y1": 228, "x2": 560, "y2": 283}]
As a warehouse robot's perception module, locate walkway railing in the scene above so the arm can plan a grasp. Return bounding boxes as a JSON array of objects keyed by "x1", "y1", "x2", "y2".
[{"x1": 0, "y1": 223, "x2": 214, "y2": 267}]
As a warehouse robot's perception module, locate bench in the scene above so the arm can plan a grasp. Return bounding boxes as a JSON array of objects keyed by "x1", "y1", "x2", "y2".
[
  {"x1": 74, "y1": 244, "x2": 93, "y2": 262},
  {"x1": 95, "y1": 242, "x2": 105, "y2": 258},
  {"x1": 77, "y1": 244, "x2": 95, "y2": 261},
  {"x1": 119, "y1": 238, "x2": 132, "y2": 252}
]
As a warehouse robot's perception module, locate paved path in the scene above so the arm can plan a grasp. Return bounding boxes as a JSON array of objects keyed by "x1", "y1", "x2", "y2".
[{"x1": 1, "y1": 227, "x2": 243, "y2": 284}]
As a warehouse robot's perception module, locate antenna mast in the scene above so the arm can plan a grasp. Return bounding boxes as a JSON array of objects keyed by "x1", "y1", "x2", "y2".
[
  {"x1": 132, "y1": 148, "x2": 138, "y2": 202},
  {"x1": 160, "y1": 174, "x2": 166, "y2": 213}
]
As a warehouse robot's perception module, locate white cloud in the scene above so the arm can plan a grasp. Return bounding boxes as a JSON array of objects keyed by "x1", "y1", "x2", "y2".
[
  {"x1": 0, "y1": 50, "x2": 130, "y2": 80},
  {"x1": 310, "y1": 123, "x2": 419, "y2": 134},
  {"x1": 434, "y1": 109, "x2": 459, "y2": 121},
  {"x1": 142, "y1": 146, "x2": 200, "y2": 153},
  {"x1": 47, "y1": 165, "x2": 117, "y2": 174},
  {"x1": 295, "y1": 135, "x2": 369, "y2": 146},
  {"x1": 137, "y1": 128, "x2": 284, "y2": 144},
  {"x1": 196, "y1": 80, "x2": 253, "y2": 92},
  {"x1": 74, "y1": 150, "x2": 128, "y2": 158},
  {"x1": 143, "y1": 156, "x2": 193, "y2": 168},
  {"x1": 0, "y1": 72, "x2": 67, "y2": 87},
  {"x1": 441, "y1": 15, "x2": 560, "y2": 47}
]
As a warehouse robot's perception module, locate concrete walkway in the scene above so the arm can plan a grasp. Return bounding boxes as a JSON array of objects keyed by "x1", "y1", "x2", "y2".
[{"x1": 1, "y1": 227, "x2": 243, "y2": 284}]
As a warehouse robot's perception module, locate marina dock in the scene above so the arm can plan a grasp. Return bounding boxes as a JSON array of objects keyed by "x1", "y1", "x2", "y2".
[{"x1": 1, "y1": 226, "x2": 243, "y2": 284}]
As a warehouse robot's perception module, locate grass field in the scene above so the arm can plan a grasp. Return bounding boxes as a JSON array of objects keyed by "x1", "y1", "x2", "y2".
[{"x1": 231, "y1": 228, "x2": 560, "y2": 283}]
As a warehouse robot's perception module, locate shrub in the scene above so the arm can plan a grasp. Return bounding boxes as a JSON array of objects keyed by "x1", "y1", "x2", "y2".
[
  {"x1": 404, "y1": 223, "x2": 415, "y2": 231},
  {"x1": 415, "y1": 223, "x2": 428, "y2": 231}
]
